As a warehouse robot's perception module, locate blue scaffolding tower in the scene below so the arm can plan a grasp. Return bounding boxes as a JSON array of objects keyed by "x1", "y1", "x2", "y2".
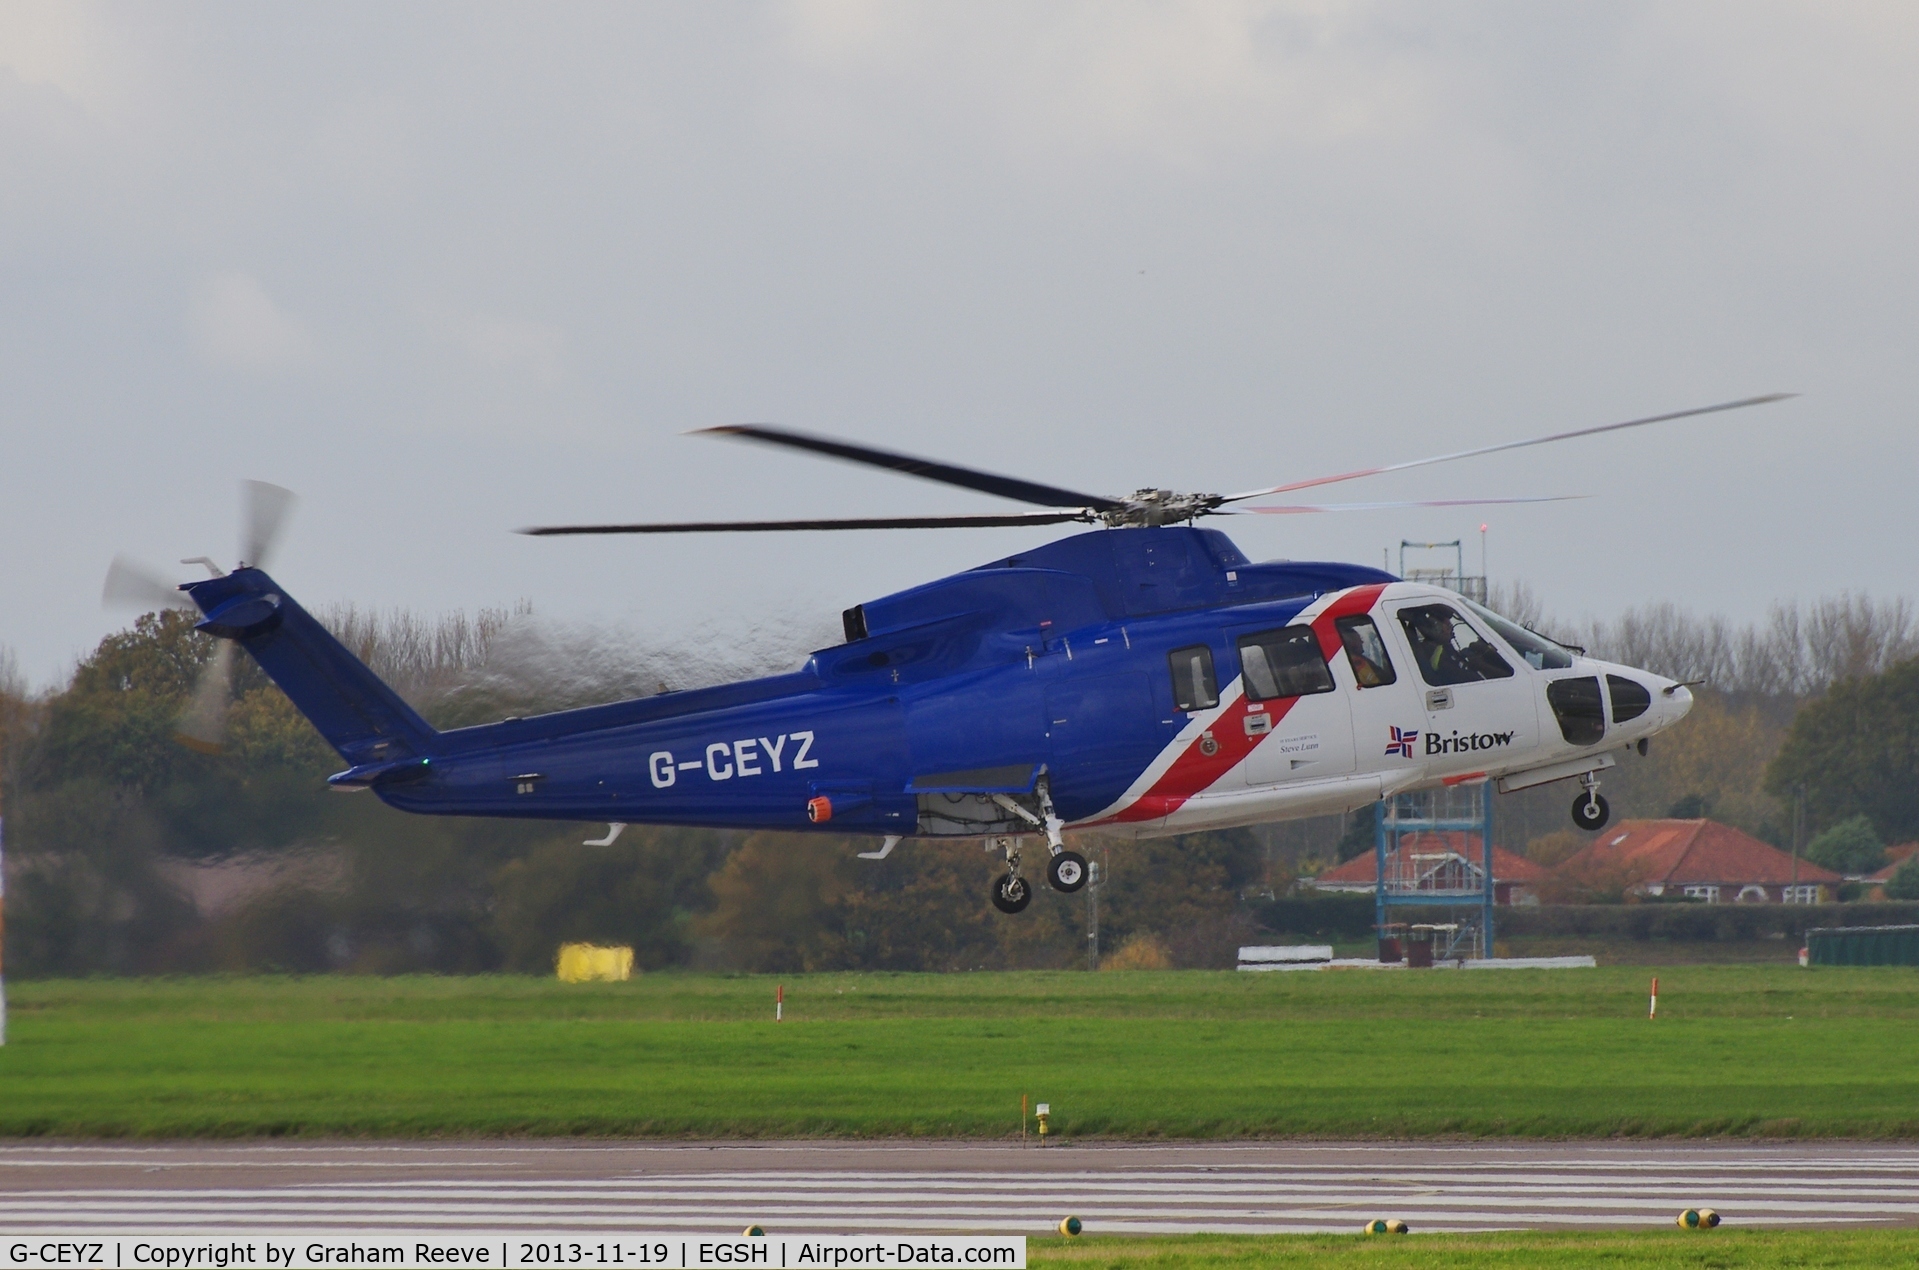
[{"x1": 1374, "y1": 783, "x2": 1495, "y2": 961}]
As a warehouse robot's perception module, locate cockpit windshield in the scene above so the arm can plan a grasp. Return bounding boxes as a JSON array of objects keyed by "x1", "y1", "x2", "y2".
[{"x1": 1461, "y1": 598, "x2": 1576, "y2": 671}]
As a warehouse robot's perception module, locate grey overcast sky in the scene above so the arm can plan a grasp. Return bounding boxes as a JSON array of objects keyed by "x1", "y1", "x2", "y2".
[{"x1": 3, "y1": 2, "x2": 1915, "y2": 688}]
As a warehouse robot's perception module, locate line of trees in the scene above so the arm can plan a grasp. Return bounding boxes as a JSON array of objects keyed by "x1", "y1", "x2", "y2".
[
  {"x1": 1491, "y1": 587, "x2": 1919, "y2": 704},
  {"x1": 0, "y1": 606, "x2": 1264, "y2": 975},
  {"x1": 1, "y1": 586, "x2": 1915, "y2": 976}
]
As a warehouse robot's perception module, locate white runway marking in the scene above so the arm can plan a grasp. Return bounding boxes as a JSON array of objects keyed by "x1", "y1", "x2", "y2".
[{"x1": 0, "y1": 1143, "x2": 1914, "y2": 1235}]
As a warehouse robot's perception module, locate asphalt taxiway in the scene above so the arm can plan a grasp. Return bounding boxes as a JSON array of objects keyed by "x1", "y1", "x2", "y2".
[{"x1": 1, "y1": 1141, "x2": 1915, "y2": 1234}]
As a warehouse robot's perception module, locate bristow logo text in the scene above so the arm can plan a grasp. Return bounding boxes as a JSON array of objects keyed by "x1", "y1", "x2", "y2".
[{"x1": 1425, "y1": 729, "x2": 1514, "y2": 756}]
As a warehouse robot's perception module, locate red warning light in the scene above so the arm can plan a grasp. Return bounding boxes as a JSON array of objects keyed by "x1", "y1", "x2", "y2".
[{"x1": 807, "y1": 796, "x2": 833, "y2": 823}]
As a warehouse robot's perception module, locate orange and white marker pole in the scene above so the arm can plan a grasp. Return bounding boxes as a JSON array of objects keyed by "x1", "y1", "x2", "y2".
[
  {"x1": 776, "y1": 983, "x2": 783, "y2": 1023},
  {"x1": 1649, "y1": 977, "x2": 1658, "y2": 1019}
]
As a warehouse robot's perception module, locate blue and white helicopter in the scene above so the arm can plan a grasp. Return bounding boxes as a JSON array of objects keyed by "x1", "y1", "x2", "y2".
[{"x1": 113, "y1": 395, "x2": 1785, "y2": 914}]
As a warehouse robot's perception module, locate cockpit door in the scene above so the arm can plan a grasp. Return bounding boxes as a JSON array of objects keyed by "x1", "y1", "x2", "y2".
[
  {"x1": 1386, "y1": 600, "x2": 1541, "y2": 775},
  {"x1": 1330, "y1": 609, "x2": 1426, "y2": 774}
]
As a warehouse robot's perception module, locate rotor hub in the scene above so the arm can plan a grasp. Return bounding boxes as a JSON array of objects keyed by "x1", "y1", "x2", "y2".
[{"x1": 1100, "y1": 490, "x2": 1224, "y2": 528}]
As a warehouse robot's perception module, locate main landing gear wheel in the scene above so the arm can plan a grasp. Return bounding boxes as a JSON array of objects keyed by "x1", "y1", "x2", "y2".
[
  {"x1": 992, "y1": 873, "x2": 1032, "y2": 914},
  {"x1": 1572, "y1": 792, "x2": 1611, "y2": 831},
  {"x1": 1048, "y1": 850, "x2": 1089, "y2": 893}
]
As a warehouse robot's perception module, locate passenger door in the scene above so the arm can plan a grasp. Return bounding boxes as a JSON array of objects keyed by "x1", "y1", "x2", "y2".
[{"x1": 1229, "y1": 623, "x2": 1357, "y2": 785}]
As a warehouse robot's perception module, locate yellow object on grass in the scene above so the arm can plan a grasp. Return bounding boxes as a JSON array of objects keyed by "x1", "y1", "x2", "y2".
[{"x1": 556, "y1": 944, "x2": 634, "y2": 982}]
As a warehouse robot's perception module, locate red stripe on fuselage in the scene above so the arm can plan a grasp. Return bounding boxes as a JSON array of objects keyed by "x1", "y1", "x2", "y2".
[
  {"x1": 1309, "y1": 583, "x2": 1389, "y2": 662},
  {"x1": 1094, "y1": 582, "x2": 1391, "y2": 826},
  {"x1": 1104, "y1": 694, "x2": 1299, "y2": 824}
]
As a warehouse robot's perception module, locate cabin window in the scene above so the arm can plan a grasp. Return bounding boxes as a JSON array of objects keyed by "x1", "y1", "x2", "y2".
[
  {"x1": 1546, "y1": 676, "x2": 1607, "y2": 746},
  {"x1": 1334, "y1": 615, "x2": 1398, "y2": 688},
  {"x1": 1168, "y1": 644, "x2": 1219, "y2": 712},
  {"x1": 1608, "y1": 674, "x2": 1652, "y2": 723},
  {"x1": 1236, "y1": 626, "x2": 1334, "y2": 701},
  {"x1": 1397, "y1": 604, "x2": 1515, "y2": 686}
]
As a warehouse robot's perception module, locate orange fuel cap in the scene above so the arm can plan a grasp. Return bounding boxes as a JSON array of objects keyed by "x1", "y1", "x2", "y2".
[{"x1": 807, "y1": 796, "x2": 833, "y2": 823}]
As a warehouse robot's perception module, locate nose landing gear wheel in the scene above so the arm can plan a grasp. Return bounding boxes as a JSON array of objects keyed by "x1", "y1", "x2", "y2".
[
  {"x1": 991, "y1": 873, "x2": 1032, "y2": 914},
  {"x1": 1048, "y1": 850, "x2": 1089, "y2": 893},
  {"x1": 1572, "y1": 792, "x2": 1611, "y2": 831}
]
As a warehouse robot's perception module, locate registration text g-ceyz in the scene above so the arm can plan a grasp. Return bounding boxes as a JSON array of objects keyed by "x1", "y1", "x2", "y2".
[
  {"x1": 650, "y1": 731, "x2": 818, "y2": 788},
  {"x1": 9, "y1": 1248, "x2": 104, "y2": 1267}
]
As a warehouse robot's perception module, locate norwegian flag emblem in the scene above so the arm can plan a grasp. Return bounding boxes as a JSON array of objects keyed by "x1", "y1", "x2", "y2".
[{"x1": 1385, "y1": 725, "x2": 1419, "y2": 758}]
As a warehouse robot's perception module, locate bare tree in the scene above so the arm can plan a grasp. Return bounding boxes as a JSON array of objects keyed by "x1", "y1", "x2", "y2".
[
  {"x1": 314, "y1": 601, "x2": 841, "y2": 726},
  {"x1": 1485, "y1": 580, "x2": 1550, "y2": 632},
  {"x1": 1800, "y1": 594, "x2": 1918, "y2": 691},
  {"x1": 1535, "y1": 592, "x2": 1919, "y2": 700},
  {"x1": 319, "y1": 601, "x2": 531, "y2": 700},
  {"x1": 1582, "y1": 604, "x2": 1739, "y2": 687}
]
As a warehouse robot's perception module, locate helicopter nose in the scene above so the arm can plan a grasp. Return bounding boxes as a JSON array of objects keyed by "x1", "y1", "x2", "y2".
[{"x1": 1662, "y1": 682, "x2": 1694, "y2": 724}]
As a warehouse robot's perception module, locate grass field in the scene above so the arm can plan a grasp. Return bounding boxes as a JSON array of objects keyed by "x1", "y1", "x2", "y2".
[
  {"x1": 1029, "y1": 1230, "x2": 1919, "y2": 1267},
  {"x1": 2, "y1": 966, "x2": 1916, "y2": 1138}
]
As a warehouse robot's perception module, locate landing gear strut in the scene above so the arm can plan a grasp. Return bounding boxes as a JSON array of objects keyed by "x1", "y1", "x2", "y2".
[
  {"x1": 1571, "y1": 771, "x2": 1611, "y2": 831},
  {"x1": 1036, "y1": 780, "x2": 1086, "y2": 892},
  {"x1": 991, "y1": 836, "x2": 1031, "y2": 914},
  {"x1": 989, "y1": 778, "x2": 1080, "y2": 908}
]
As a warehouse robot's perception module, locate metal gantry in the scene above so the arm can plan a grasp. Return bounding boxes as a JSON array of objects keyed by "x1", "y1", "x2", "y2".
[
  {"x1": 1398, "y1": 538, "x2": 1488, "y2": 604},
  {"x1": 1374, "y1": 783, "x2": 1496, "y2": 962}
]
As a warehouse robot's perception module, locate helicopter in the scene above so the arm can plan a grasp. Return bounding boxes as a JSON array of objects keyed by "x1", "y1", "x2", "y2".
[{"x1": 111, "y1": 394, "x2": 1788, "y2": 914}]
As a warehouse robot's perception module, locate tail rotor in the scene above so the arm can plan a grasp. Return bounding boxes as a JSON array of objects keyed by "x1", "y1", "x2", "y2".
[
  {"x1": 241, "y1": 479, "x2": 297, "y2": 569},
  {"x1": 101, "y1": 480, "x2": 297, "y2": 753},
  {"x1": 101, "y1": 555, "x2": 197, "y2": 612}
]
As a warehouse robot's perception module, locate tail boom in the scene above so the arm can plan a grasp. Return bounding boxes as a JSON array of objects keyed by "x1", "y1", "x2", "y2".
[
  {"x1": 182, "y1": 569, "x2": 908, "y2": 833},
  {"x1": 184, "y1": 568, "x2": 438, "y2": 768}
]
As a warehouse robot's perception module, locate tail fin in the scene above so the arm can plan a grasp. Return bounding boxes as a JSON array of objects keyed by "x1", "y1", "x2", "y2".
[{"x1": 184, "y1": 568, "x2": 438, "y2": 765}]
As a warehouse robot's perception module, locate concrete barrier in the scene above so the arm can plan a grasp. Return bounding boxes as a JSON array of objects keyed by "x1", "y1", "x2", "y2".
[{"x1": 1237, "y1": 945, "x2": 1333, "y2": 971}]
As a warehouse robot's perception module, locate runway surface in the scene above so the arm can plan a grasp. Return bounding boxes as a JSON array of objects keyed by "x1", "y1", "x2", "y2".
[{"x1": 1, "y1": 1141, "x2": 1915, "y2": 1235}]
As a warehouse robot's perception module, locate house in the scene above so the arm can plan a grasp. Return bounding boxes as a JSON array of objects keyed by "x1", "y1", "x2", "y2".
[
  {"x1": 1863, "y1": 843, "x2": 1919, "y2": 899},
  {"x1": 1558, "y1": 819, "x2": 1841, "y2": 904},
  {"x1": 1310, "y1": 831, "x2": 1547, "y2": 906}
]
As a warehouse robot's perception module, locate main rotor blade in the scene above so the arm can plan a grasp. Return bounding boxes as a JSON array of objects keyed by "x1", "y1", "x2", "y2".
[
  {"x1": 520, "y1": 511, "x2": 1092, "y2": 535},
  {"x1": 241, "y1": 479, "x2": 297, "y2": 568},
  {"x1": 1221, "y1": 394, "x2": 1795, "y2": 504},
  {"x1": 1231, "y1": 495, "x2": 1586, "y2": 515},
  {"x1": 696, "y1": 424, "x2": 1126, "y2": 513}
]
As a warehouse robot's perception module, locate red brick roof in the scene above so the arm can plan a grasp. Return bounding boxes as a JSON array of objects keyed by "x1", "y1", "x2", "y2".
[
  {"x1": 1314, "y1": 831, "x2": 1546, "y2": 885},
  {"x1": 1865, "y1": 843, "x2": 1919, "y2": 884},
  {"x1": 1561, "y1": 819, "x2": 1841, "y2": 888}
]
